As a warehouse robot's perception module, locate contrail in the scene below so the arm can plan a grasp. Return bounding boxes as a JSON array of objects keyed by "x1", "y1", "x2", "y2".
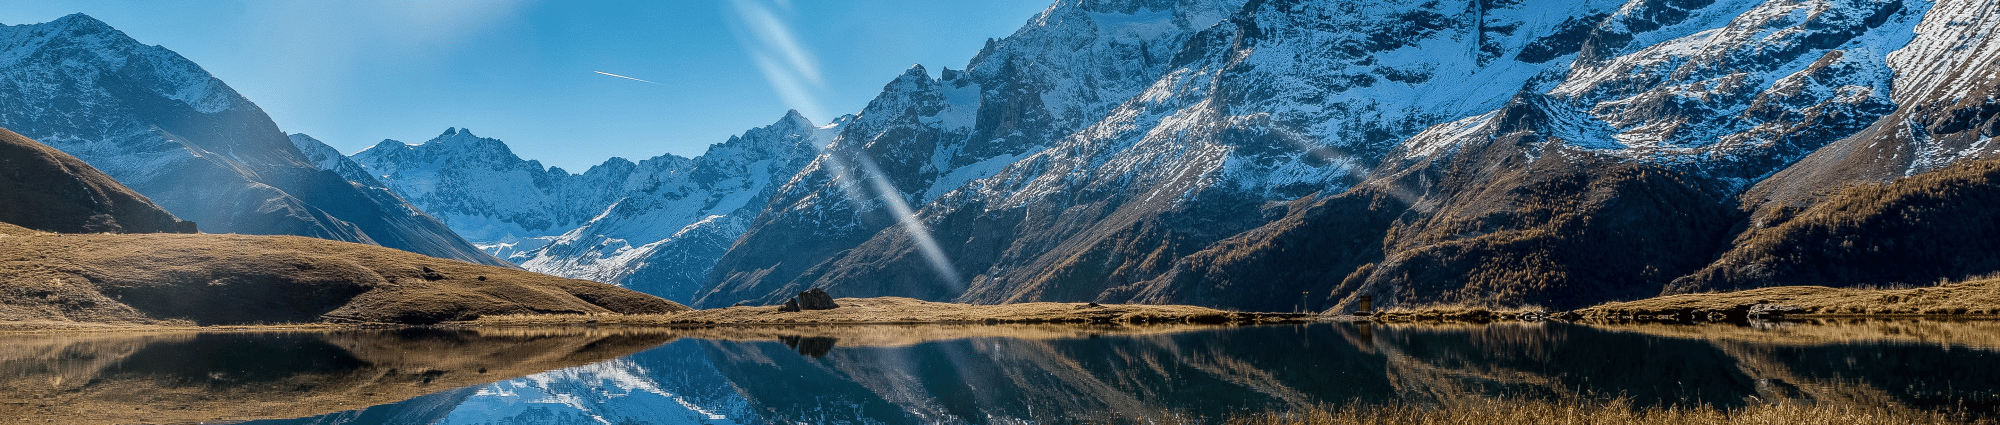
[{"x1": 594, "y1": 71, "x2": 662, "y2": 85}]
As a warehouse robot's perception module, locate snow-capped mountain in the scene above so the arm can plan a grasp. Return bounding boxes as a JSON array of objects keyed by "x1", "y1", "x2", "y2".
[
  {"x1": 697, "y1": 0, "x2": 1636, "y2": 307},
  {"x1": 699, "y1": 0, "x2": 1263, "y2": 307},
  {"x1": 1150, "y1": 0, "x2": 2000, "y2": 311},
  {"x1": 695, "y1": 0, "x2": 2000, "y2": 310},
  {"x1": 34, "y1": 0, "x2": 1989, "y2": 311},
  {"x1": 0, "y1": 14, "x2": 505, "y2": 266},
  {"x1": 347, "y1": 112, "x2": 840, "y2": 302}
]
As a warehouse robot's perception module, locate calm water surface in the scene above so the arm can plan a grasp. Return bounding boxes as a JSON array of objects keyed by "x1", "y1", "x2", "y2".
[{"x1": 5, "y1": 321, "x2": 1999, "y2": 424}]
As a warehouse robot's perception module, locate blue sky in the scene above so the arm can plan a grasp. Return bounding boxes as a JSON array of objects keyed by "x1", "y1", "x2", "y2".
[{"x1": 0, "y1": 1, "x2": 1052, "y2": 170}]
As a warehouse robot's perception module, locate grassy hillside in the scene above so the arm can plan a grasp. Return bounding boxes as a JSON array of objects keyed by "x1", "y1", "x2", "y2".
[
  {"x1": 1363, "y1": 158, "x2": 1737, "y2": 311},
  {"x1": 0, "y1": 128, "x2": 193, "y2": 234},
  {"x1": 1584, "y1": 275, "x2": 2000, "y2": 318},
  {"x1": 0, "y1": 225, "x2": 686, "y2": 325}
]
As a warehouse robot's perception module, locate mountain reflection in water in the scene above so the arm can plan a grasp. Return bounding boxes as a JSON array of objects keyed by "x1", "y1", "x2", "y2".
[{"x1": 4, "y1": 321, "x2": 1999, "y2": 424}]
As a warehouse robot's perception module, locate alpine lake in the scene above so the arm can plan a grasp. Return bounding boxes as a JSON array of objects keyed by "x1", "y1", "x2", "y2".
[{"x1": 3, "y1": 319, "x2": 1998, "y2": 424}]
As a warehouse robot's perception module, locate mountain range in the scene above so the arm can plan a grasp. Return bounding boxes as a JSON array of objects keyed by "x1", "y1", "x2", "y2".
[
  {"x1": 10, "y1": 0, "x2": 2000, "y2": 312},
  {"x1": 341, "y1": 113, "x2": 843, "y2": 303},
  {"x1": 690, "y1": 0, "x2": 2000, "y2": 311},
  {"x1": 0, "y1": 14, "x2": 506, "y2": 267}
]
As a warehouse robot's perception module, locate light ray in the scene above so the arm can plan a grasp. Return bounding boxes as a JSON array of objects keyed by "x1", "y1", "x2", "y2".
[
  {"x1": 594, "y1": 71, "x2": 663, "y2": 85},
  {"x1": 725, "y1": 0, "x2": 964, "y2": 291}
]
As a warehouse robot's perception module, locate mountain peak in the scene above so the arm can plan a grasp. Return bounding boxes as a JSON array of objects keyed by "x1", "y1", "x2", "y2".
[
  {"x1": 782, "y1": 109, "x2": 814, "y2": 127},
  {"x1": 50, "y1": 13, "x2": 116, "y2": 34},
  {"x1": 431, "y1": 127, "x2": 489, "y2": 145},
  {"x1": 875, "y1": 64, "x2": 941, "y2": 97},
  {"x1": 898, "y1": 64, "x2": 930, "y2": 80},
  {"x1": 368, "y1": 139, "x2": 410, "y2": 152}
]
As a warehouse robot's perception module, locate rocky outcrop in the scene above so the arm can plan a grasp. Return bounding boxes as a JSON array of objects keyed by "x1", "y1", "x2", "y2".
[
  {"x1": 797, "y1": 288, "x2": 839, "y2": 310},
  {"x1": 775, "y1": 288, "x2": 840, "y2": 312}
]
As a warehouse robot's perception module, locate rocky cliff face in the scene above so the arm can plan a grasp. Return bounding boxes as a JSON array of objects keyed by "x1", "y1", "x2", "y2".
[
  {"x1": 347, "y1": 112, "x2": 840, "y2": 302},
  {"x1": 0, "y1": 14, "x2": 505, "y2": 266}
]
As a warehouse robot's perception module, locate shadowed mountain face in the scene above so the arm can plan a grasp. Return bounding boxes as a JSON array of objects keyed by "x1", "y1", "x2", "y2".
[
  {"x1": 0, "y1": 14, "x2": 506, "y2": 267},
  {"x1": 0, "y1": 127, "x2": 192, "y2": 234}
]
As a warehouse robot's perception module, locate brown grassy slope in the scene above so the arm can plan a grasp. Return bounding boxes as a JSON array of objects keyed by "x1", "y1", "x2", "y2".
[
  {"x1": 0, "y1": 229, "x2": 686, "y2": 325},
  {"x1": 1671, "y1": 158, "x2": 2000, "y2": 294},
  {"x1": 1117, "y1": 188, "x2": 1406, "y2": 313},
  {"x1": 0, "y1": 127, "x2": 194, "y2": 234},
  {"x1": 1364, "y1": 159, "x2": 1735, "y2": 311},
  {"x1": 1583, "y1": 276, "x2": 2000, "y2": 318}
]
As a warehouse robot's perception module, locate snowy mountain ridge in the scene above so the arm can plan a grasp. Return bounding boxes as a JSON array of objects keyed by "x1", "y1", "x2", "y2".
[
  {"x1": 0, "y1": 13, "x2": 506, "y2": 266},
  {"x1": 347, "y1": 111, "x2": 845, "y2": 302},
  {"x1": 697, "y1": 0, "x2": 2000, "y2": 310},
  {"x1": 78, "y1": 0, "x2": 1995, "y2": 311}
]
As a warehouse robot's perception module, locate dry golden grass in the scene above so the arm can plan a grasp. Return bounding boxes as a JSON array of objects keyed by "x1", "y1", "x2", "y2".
[
  {"x1": 0, "y1": 222, "x2": 34, "y2": 236},
  {"x1": 0, "y1": 230, "x2": 686, "y2": 326},
  {"x1": 1228, "y1": 397, "x2": 1985, "y2": 425},
  {"x1": 1577, "y1": 275, "x2": 2000, "y2": 319},
  {"x1": 470, "y1": 296, "x2": 1314, "y2": 327}
]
